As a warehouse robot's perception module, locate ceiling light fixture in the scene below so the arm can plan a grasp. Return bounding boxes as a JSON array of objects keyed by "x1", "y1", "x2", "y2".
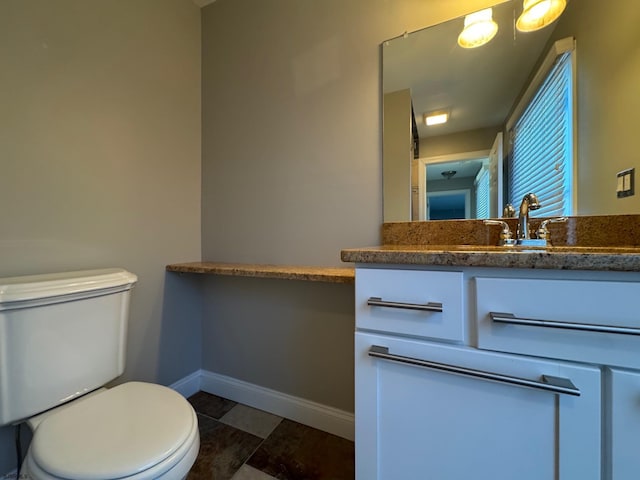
[
  {"x1": 457, "y1": 8, "x2": 498, "y2": 49},
  {"x1": 424, "y1": 111, "x2": 449, "y2": 126},
  {"x1": 441, "y1": 170, "x2": 457, "y2": 180},
  {"x1": 516, "y1": 0, "x2": 566, "y2": 32}
]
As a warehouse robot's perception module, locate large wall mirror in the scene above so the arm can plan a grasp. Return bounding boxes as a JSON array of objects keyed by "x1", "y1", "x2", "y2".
[{"x1": 383, "y1": 0, "x2": 640, "y2": 222}]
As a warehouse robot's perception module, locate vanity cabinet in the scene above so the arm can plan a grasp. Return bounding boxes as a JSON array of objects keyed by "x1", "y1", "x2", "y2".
[
  {"x1": 354, "y1": 266, "x2": 640, "y2": 480},
  {"x1": 609, "y1": 368, "x2": 640, "y2": 480}
]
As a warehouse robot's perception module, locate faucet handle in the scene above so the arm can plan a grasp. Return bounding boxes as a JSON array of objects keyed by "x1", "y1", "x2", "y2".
[
  {"x1": 502, "y1": 203, "x2": 516, "y2": 218},
  {"x1": 483, "y1": 220, "x2": 516, "y2": 246},
  {"x1": 536, "y1": 216, "x2": 568, "y2": 241}
]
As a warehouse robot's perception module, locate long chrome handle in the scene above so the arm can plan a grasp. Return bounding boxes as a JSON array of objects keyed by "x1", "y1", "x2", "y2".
[
  {"x1": 490, "y1": 312, "x2": 640, "y2": 336},
  {"x1": 367, "y1": 297, "x2": 443, "y2": 312},
  {"x1": 368, "y1": 345, "x2": 580, "y2": 396}
]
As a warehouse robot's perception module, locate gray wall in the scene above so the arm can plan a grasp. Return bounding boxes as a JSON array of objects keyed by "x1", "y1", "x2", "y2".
[
  {"x1": 200, "y1": 0, "x2": 500, "y2": 411},
  {"x1": 200, "y1": 0, "x2": 499, "y2": 266},
  {"x1": 202, "y1": 277, "x2": 355, "y2": 411},
  {"x1": 549, "y1": 0, "x2": 640, "y2": 214},
  {"x1": 0, "y1": 0, "x2": 201, "y2": 472}
]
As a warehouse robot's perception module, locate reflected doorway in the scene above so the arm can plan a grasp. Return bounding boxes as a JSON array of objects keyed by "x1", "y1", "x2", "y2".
[
  {"x1": 414, "y1": 133, "x2": 503, "y2": 221},
  {"x1": 427, "y1": 189, "x2": 471, "y2": 220}
]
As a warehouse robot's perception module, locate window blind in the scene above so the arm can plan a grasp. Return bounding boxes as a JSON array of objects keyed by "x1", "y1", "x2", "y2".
[{"x1": 508, "y1": 51, "x2": 573, "y2": 217}]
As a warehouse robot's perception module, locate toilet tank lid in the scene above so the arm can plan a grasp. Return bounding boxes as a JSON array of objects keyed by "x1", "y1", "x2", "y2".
[{"x1": 0, "y1": 268, "x2": 137, "y2": 304}]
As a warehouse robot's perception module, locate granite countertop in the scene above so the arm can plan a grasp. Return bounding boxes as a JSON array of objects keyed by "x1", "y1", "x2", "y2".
[
  {"x1": 340, "y1": 215, "x2": 640, "y2": 272},
  {"x1": 340, "y1": 244, "x2": 640, "y2": 272},
  {"x1": 166, "y1": 262, "x2": 355, "y2": 284}
]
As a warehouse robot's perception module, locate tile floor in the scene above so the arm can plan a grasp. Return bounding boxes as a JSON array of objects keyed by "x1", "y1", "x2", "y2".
[{"x1": 186, "y1": 391, "x2": 355, "y2": 480}]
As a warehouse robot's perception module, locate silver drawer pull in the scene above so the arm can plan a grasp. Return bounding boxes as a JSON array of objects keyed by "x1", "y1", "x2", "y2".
[
  {"x1": 368, "y1": 345, "x2": 580, "y2": 396},
  {"x1": 490, "y1": 312, "x2": 640, "y2": 336},
  {"x1": 367, "y1": 297, "x2": 443, "y2": 312}
]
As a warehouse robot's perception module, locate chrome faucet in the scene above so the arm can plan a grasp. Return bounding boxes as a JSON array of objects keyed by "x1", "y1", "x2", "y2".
[
  {"x1": 486, "y1": 193, "x2": 567, "y2": 247},
  {"x1": 517, "y1": 193, "x2": 540, "y2": 240}
]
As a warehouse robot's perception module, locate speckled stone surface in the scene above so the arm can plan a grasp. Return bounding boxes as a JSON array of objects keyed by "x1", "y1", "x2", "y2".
[
  {"x1": 382, "y1": 215, "x2": 640, "y2": 247},
  {"x1": 383, "y1": 219, "x2": 505, "y2": 246},
  {"x1": 166, "y1": 262, "x2": 355, "y2": 284},
  {"x1": 342, "y1": 215, "x2": 640, "y2": 272},
  {"x1": 341, "y1": 244, "x2": 640, "y2": 272}
]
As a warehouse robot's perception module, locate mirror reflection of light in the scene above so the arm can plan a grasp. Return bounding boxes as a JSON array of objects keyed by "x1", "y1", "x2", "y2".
[
  {"x1": 517, "y1": 0, "x2": 567, "y2": 32},
  {"x1": 457, "y1": 8, "x2": 498, "y2": 49}
]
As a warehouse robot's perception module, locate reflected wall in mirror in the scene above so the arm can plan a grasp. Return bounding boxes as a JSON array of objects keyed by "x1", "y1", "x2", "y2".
[{"x1": 383, "y1": 0, "x2": 640, "y2": 222}]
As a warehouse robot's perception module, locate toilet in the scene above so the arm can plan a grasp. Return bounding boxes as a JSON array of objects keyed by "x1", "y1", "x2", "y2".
[{"x1": 0, "y1": 268, "x2": 200, "y2": 480}]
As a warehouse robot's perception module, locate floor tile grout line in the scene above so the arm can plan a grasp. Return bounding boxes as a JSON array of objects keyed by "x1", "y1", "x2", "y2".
[
  {"x1": 193, "y1": 407, "x2": 281, "y2": 479},
  {"x1": 194, "y1": 411, "x2": 283, "y2": 440},
  {"x1": 236, "y1": 436, "x2": 268, "y2": 478},
  {"x1": 192, "y1": 394, "x2": 352, "y2": 480},
  {"x1": 189, "y1": 396, "x2": 354, "y2": 480},
  {"x1": 194, "y1": 412, "x2": 216, "y2": 421}
]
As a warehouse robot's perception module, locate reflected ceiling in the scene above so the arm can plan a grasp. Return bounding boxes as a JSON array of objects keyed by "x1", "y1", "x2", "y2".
[{"x1": 383, "y1": 1, "x2": 555, "y2": 139}]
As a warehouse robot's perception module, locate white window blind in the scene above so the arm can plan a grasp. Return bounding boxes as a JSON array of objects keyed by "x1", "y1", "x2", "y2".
[
  {"x1": 508, "y1": 48, "x2": 574, "y2": 217},
  {"x1": 475, "y1": 167, "x2": 490, "y2": 219}
]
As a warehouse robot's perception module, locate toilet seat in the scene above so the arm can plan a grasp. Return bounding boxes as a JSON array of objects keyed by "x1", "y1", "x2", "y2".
[{"x1": 23, "y1": 382, "x2": 200, "y2": 480}]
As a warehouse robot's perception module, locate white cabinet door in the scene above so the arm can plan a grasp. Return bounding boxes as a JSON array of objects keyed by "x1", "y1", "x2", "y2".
[
  {"x1": 610, "y1": 368, "x2": 640, "y2": 480},
  {"x1": 356, "y1": 332, "x2": 602, "y2": 480}
]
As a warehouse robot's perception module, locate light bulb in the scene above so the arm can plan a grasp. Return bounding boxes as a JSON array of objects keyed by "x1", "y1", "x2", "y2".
[
  {"x1": 517, "y1": 0, "x2": 566, "y2": 32},
  {"x1": 457, "y1": 8, "x2": 498, "y2": 49}
]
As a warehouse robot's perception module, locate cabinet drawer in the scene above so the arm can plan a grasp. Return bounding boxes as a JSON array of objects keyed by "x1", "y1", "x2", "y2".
[
  {"x1": 356, "y1": 331, "x2": 601, "y2": 480},
  {"x1": 475, "y1": 277, "x2": 640, "y2": 369},
  {"x1": 356, "y1": 268, "x2": 464, "y2": 342}
]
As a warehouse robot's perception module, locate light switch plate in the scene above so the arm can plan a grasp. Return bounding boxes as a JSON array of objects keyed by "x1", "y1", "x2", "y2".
[{"x1": 616, "y1": 168, "x2": 635, "y2": 198}]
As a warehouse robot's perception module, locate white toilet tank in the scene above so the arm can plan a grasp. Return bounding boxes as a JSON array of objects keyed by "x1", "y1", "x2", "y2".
[{"x1": 0, "y1": 268, "x2": 137, "y2": 426}]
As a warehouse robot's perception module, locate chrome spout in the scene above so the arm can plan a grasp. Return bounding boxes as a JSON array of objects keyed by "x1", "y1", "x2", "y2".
[{"x1": 517, "y1": 193, "x2": 540, "y2": 240}]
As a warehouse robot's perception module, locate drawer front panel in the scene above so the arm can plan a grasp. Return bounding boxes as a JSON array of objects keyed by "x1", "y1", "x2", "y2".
[
  {"x1": 610, "y1": 368, "x2": 640, "y2": 480},
  {"x1": 475, "y1": 277, "x2": 640, "y2": 369},
  {"x1": 355, "y1": 331, "x2": 601, "y2": 480},
  {"x1": 356, "y1": 268, "x2": 464, "y2": 341}
]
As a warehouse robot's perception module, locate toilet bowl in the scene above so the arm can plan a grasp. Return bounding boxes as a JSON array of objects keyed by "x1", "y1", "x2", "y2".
[
  {"x1": 21, "y1": 382, "x2": 200, "y2": 480},
  {"x1": 0, "y1": 269, "x2": 200, "y2": 479}
]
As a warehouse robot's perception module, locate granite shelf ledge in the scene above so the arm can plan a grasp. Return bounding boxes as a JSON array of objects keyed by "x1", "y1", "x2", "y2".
[{"x1": 166, "y1": 262, "x2": 355, "y2": 284}]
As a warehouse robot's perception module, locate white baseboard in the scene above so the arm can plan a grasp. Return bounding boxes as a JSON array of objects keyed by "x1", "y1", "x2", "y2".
[
  {"x1": 169, "y1": 370, "x2": 202, "y2": 398},
  {"x1": 197, "y1": 370, "x2": 354, "y2": 441}
]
